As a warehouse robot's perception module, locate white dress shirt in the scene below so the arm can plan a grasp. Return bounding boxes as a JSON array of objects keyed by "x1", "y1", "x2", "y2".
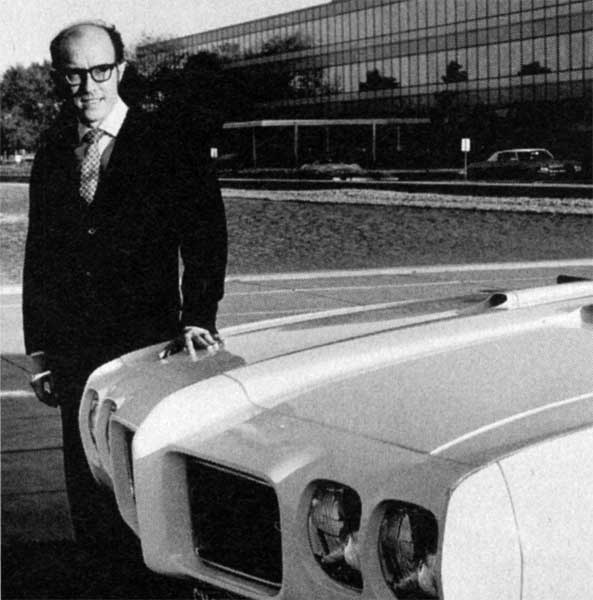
[{"x1": 76, "y1": 96, "x2": 129, "y2": 169}]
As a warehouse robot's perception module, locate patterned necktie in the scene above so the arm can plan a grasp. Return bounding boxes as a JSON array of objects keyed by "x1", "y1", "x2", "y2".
[{"x1": 79, "y1": 128, "x2": 104, "y2": 204}]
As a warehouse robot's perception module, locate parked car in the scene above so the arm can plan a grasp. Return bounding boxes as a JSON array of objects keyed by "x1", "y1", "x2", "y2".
[
  {"x1": 81, "y1": 279, "x2": 593, "y2": 599},
  {"x1": 298, "y1": 161, "x2": 366, "y2": 179},
  {"x1": 467, "y1": 148, "x2": 582, "y2": 180}
]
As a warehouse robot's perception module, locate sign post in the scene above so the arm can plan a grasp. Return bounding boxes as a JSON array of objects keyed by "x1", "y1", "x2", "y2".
[{"x1": 461, "y1": 138, "x2": 471, "y2": 180}]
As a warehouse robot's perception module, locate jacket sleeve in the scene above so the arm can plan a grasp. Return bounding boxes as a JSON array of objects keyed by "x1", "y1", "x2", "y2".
[
  {"x1": 172, "y1": 133, "x2": 228, "y2": 334},
  {"x1": 22, "y1": 144, "x2": 49, "y2": 354}
]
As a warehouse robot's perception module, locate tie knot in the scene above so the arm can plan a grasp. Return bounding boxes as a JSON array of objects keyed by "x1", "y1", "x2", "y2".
[{"x1": 83, "y1": 128, "x2": 104, "y2": 145}]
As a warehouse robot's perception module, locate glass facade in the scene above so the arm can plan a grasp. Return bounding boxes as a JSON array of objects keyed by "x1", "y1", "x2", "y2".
[
  {"x1": 137, "y1": 0, "x2": 591, "y2": 167},
  {"x1": 138, "y1": 0, "x2": 591, "y2": 117}
]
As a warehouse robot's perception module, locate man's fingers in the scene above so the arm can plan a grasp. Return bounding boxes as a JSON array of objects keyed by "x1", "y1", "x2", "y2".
[
  {"x1": 159, "y1": 328, "x2": 219, "y2": 360},
  {"x1": 184, "y1": 330, "x2": 198, "y2": 360},
  {"x1": 159, "y1": 339, "x2": 181, "y2": 359}
]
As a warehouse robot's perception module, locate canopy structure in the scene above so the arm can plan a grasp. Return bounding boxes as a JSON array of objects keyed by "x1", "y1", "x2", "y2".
[{"x1": 222, "y1": 118, "x2": 430, "y2": 167}]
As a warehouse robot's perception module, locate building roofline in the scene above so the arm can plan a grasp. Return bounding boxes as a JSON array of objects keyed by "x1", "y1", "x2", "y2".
[{"x1": 223, "y1": 118, "x2": 431, "y2": 128}]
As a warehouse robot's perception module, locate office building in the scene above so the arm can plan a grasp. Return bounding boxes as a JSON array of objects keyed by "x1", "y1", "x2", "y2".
[{"x1": 137, "y1": 0, "x2": 592, "y2": 168}]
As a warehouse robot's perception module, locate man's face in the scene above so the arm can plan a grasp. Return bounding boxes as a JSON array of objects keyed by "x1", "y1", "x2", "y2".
[{"x1": 55, "y1": 26, "x2": 125, "y2": 127}]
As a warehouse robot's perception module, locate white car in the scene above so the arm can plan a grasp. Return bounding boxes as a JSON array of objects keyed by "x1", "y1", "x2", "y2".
[{"x1": 81, "y1": 279, "x2": 593, "y2": 599}]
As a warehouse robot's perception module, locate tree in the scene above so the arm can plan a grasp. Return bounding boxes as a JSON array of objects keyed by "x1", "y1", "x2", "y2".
[
  {"x1": 442, "y1": 60, "x2": 468, "y2": 84},
  {"x1": 517, "y1": 61, "x2": 551, "y2": 76},
  {"x1": 1, "y1": 61, "x2": 59, "y2": 154},
  {"x1": 359, "y1": 68, "x2": 399, "y2": 91}
]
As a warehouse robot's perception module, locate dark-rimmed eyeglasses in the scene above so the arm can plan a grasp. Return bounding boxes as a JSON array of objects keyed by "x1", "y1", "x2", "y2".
[{"x1": 57, "y1": 63, "x2": 118, "y2": 86}]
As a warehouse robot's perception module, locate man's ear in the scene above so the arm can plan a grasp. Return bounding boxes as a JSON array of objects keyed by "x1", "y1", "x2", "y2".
[
  {"x1": 51, "y1": 70, "x2": 70, "y2": 100},
  {"x1": 117, "y1": 61, "x2": 127, "y2": 83}
]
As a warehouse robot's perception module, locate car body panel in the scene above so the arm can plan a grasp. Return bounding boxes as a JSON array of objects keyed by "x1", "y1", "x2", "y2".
[{"x1": 442, "y1": 425, "x2": 593, "y2": 600}]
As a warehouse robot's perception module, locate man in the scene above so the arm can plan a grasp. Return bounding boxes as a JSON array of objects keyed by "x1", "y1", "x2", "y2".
[{"x1": 23, "y1": 21, "x2": 227, "y2": 547}]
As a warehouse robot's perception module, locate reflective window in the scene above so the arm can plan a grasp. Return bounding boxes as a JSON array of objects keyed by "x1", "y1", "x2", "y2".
[
  {"x1": 401, "y1": 1, "x2": 409, "y2": 31},
  {"x1": 467, "y1": 46, "x2": 477, "y2": 79},
  {"x1": 478, "y1": 45, "x2": 489, "y2": 78},
  {"x1": 586, "y1": 30, "x2": 593, "y2": 68},
  {"x1": 391, "y1": 55, "x2": 401, "y2": 83},
  {"x1": 437, "y1": 0, "x2": 447, "y2": 25},
  {"x1": 571, "y1": 32, "x2": 584, "y2": 69},
  {"x1": 335, "y1": 14, "x2": 344, "y2": 44},
  {"x1": 341, "y1": 13, "x2": 352, "y2": 42},
  {"x1": 445, "y1": 0, "x2": 455, "y2": 23},
  {"x1": 417, "y1": 0, "x2": 427, "y2": 29},
  {"x1": 428, "y1": 52, "x2": 438, "y2": 83},
  {"x1": 476, "y1": 0, "x2": 489, "y2": 17},
  {"x1": 344, "y1": 62, "x2": 353, "y2": 92},
  {"x1": 365, "y1": 8, "x2": 374, "y2": 38},
  {"x1": 510, "y1": 39, "x2": 522, "y2": 74},
  {"x1": 456, "y1": 0, "x2": 466, "y2": 22},
  {"x1": 522, "y1": 38, "x2": 534, "y2": 66},
  {"x1": 427, "y1": 0, "x2": 436, "y2": 27},
  {"x1": 391, "y1": 2, "x2": 400, "y2": 33},
  {"x1": 546, "y1": 34, "x2": 558, "y2": 70},
  {"x1": 401, "y1": 55, "x2": 410, "y2": 86},
  {"x1": 409, "y1": 54, "x2": 419, "y2": 85},
  {"x1": 381, "y1": 4, "x2": 391, "y2": 37},
  {"x1": 328, "y1": 15, "x2": 336, "y2": 45},
  {"x1": 499, "y1": 41, "x2": 511, "y2": 75},
  {"x1": 488, "y1": 43, "x2": 499, "y2": 78},
  {"x1": 350, "y1": 11, "x2": 359, "y2": 40},
  {"x1": 374, "y1": 6, "x2": 382, "y2": 37}
]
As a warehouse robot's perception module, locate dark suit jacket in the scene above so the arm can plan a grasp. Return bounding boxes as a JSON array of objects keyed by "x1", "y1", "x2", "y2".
[{"x1": 23, "y1": 108, "x2": 227, "y2": 365}]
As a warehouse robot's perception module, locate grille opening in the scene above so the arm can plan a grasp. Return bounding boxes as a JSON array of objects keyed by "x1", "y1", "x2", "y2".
[
  {"x1": 186, "y1": 458, "x2": 282, "y2": 589},
  {"x1": 124, "y1": 428, "x2": 135, "y2": 502}
]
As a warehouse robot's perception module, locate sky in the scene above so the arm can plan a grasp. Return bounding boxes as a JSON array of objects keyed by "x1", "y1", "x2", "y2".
[{"x1": 0, "y1": 0, "x2": 326, "y2": 75}]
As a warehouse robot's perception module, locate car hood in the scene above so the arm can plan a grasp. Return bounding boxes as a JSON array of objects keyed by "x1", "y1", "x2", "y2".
[
  {"x1": 94, "y1": 295, "x2": 473, "y2": 427},
  {"x1": 227, "y1": 303, "x2": 593, "y2": 464},
  {"x1": 132, "y1": 291, "x2": 593, "y2": 467}
]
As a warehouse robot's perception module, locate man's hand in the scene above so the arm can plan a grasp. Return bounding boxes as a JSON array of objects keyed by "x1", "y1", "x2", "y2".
[
  {"x1": 159, "y1": 326, "x2": 222, "y2": 360},
  {"x1": 28, "y1": 351, "x2": 59, "y2": 407}
]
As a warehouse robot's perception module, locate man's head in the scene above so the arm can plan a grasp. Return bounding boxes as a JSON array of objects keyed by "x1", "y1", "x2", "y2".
[{"x1": 51, "y1": 21, "x2": 126, "y2": 127}]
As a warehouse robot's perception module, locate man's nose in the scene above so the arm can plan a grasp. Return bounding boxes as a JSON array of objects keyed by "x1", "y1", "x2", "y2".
[{"x1": 79, "y1": 73, "x2": 99, "y2": 94}]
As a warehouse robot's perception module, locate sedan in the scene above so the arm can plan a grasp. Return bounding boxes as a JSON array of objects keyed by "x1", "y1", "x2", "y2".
[{"x1": 467, "y1": 148, "x2": 582, "y2": 180}]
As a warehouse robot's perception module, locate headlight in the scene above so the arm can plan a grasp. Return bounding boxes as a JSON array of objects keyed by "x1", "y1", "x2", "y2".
[
  {"x1": 378, "y1": 502, "x2": 439, "y2": 598},
  {"x1": 86, "y1": 389, "x2": 100, "y2": 446},
  {"x1": 538, "y1": 166, "x2": 550, "y2": 173},
  {"x1": 307, "y1": 481, "x2": 362, "y2": 590}
]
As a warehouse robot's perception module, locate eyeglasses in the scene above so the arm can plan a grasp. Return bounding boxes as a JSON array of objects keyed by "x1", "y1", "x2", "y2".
[{"x1": 57, "y1": 63, "x2": 118, "y2": 86}]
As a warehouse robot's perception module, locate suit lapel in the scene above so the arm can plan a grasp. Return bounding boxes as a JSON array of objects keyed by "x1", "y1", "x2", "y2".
[{"x1": 91, "y1": 110, "x2": 154, "y2": 215}]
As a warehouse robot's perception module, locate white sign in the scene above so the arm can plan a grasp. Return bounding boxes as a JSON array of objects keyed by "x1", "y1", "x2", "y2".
[
  {"x1": 461, "y1": 138, "x2": 471, "y2": 152},
  {"x1": 210, "y1": 147, "x2": 218, "y2": 159}
]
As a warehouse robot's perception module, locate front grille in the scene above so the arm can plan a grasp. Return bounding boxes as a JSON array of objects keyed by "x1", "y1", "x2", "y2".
[
  {"x1": 186, "y1": 458, "x2": 282, "y2": 589},
  {"x1": 192, "y1": 581, "x2": 250, "y2": 600},
  {"x1": 108, "y1": 421, "x2": 139, "y2": 530},
  {"x1": 124, "y1": 428, "x2": 135, "y2": 501}
]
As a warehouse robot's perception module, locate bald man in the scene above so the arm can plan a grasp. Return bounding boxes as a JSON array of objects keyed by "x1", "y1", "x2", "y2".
[{"x1": 23, "y1": 21, "x2": 227, "y2": 547}]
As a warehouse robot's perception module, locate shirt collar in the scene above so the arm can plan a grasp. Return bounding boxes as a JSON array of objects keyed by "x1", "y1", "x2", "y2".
[{"x1": 78, "y1": 97, "x2": 129, "y2": 142}]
